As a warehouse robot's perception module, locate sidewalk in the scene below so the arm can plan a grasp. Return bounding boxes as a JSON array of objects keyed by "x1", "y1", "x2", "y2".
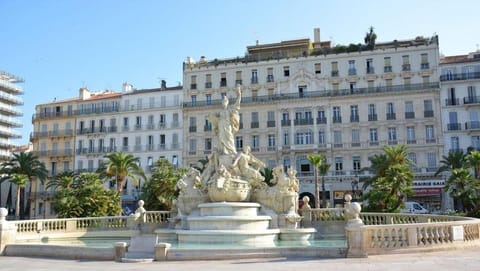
[{"x1": 1, "y1": 248, "x2": 479, "y2": 271}]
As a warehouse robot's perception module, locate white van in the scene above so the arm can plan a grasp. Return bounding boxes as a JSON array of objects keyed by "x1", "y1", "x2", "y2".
[{"x1": 400, "y1": 202, "x2": 429, "y2": 214}]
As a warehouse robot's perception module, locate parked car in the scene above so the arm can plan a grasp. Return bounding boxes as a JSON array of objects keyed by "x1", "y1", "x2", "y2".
[{"x1": 400, "y1": 202, "x2": 429, "y2": 214}]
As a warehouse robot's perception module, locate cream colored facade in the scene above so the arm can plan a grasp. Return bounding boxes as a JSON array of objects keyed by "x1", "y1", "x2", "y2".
[
  {"x1": 31, "y1": 84, "x2": 184, "y2": 218},
  {"x1": 182, "y1": 31, "x2": 446, "y2": 209},
  {"x1": 440, "y1": 51, "x2": 480, "y2": 153}
]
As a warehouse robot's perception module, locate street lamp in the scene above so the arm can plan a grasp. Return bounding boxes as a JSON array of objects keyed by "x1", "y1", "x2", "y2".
[{"x1": 351, "y1": 175, "x2": 359, "y2": 201}]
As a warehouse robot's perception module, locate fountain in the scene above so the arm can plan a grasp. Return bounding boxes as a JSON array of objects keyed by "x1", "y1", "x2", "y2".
[{"x1": 156, "y1": 85, "x2": 316, "y2": 247}]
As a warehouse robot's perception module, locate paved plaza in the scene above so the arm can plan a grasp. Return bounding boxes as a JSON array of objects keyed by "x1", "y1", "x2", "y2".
[{"x1": 1, "y1": 248, "x2": 479, "y2": 271}]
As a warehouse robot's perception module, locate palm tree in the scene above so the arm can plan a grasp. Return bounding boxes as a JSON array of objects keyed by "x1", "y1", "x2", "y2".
[
  {"x1": 46, "y1": 171, "x2": 76, "y2": 190},
  {"x1": 319, "y1": 160, "x2": 331, "y2": 208},
  {"x1": 364, "y1": 26, "x2": 377, "y2": 49},
  {"x1": 445, "y1": 168, "x2": 477, "y2": 212},
  {"x1": 308, "y1": 154, "x2": 329, "y2": 208},
  {"x1": 435, "y1": 150, "x2": 466, "y2": 177},
  {"x1": 102, "y1": 152, "x2": 146, "y2": 207},
  {"x1": 467, "y1": 150, "x2": 480, "y2": 178},
  {"x1": 260, "y1": 167, "x2": 275, "y2": 187},
  {"x1": 0, "y1": 152, "x2": 48, "y2": 219},
  {"x1": 11, "y1": 174, "x2": 28, "y2": 220}
]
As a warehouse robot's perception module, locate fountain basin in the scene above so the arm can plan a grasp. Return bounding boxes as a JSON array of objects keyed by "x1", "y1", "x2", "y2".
[
  {"x1": 187, "y1": 216, "x2": 271, "y2": 230},
  {"x1": 176, "y1": 229, "x2": 280, "y2": 245},
  {"x1": 198, "y1": 202, "x2": 260, "y2": 216}
]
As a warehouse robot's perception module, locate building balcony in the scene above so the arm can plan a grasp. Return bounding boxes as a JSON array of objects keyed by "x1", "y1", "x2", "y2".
[
  {"x1": 405, "y1": 112, "x2": 415, "y2": 119},
  {"x1": 445, "y1": 98, "x2": 460, "y2": 106},
  {"x1": 440, "y1": 71, "x2": 480, "y2": 81},
  {"x1": 281, "y1": 119, "x2": 291, "y2": 127},
  {"x1": 316, "y1": 117, "x2": 327, "y2": 124},
  {"x1": 366, "y1": 67, "x2": 375, "y2": 74},
  {"x1": 368, "y1": 114, "x2": 377, "y2": 121},
  {"x1": 465, "y1": 121, "x2": 480, "y2": 130},
  {"x1": 204, "y1": 124, "x2": 212, "y2": 131},
  {"x1": 251, "y1": 122, "x2": 259, "y2": 128},
  {"x1": 384, "y1": 66, "x2": 392, "y2": 73},
  {"x1": 332, "y1": 116, "x2": 342, "y2": 123},
  {"x1": 294, "y1": 118, "x2": 313, "y2": 126},
  {"x1": 402, "y1": 64, "x2": 411, "y2": 71},
  {"x1": 189, "y1": 126, "x2": 197, "y2": 132},
  {"x1": 447, "y1": 123, "x2": 462, "y2": 131},
  {"x1": 420, "y1": 63, "x2": 430, "y2": 70},
  {"x1": 205, "y1": 82, "x2": 212, "y2": 89},
  {"x1": 424, "y1": 110, "x2": 434, "y2": 118},
  {"x1": 251, "y1": 78, "x2": 258, "y2": 84},
  {"x1": 350, "y1": 115, "x2": 359, "y2": 122},
  {"x1": 267, "y1": 120, "x2": 275, "y2": 127},
  {"x1": 386, "y1": 113, "x2": 396, "y2": 120},
  {"x1": 331, "y1": 70, "x2": 339, "y2": 77},
  {"x1": 348, "y1": 69, "x2": 357, "y2": 76},
  {"x1": 464, "y1": 96, "x2": 480, "y2": 105},
  {"x1": 266, "y1": 75, "x2": 274, "y2": 82}
]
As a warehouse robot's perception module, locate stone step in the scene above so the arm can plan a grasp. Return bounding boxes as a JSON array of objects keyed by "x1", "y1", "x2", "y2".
[{"x1": 176, "y1": 229, "x2": 280, "y2": 244}]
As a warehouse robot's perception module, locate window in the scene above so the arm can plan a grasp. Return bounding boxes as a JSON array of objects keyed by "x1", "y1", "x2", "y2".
[
  {"x1": 189, "y1": 139, "x2": 197, "y2": 154},
  {"x1": 191, "y1": 95, "x2": 197, "y2": 106},
  {"x1": 297, "y1": 156, "x2": 311, "y2": 174},
  {"x1": 98, "y1": 138, "x2": 105, "y2": 152},
  {"x1": 369, "y1": 128, "x2": 378, "y2": 144},
  {"x1": 408, "y1": 153, "x2": 417, "y2": 166},
  {"x1": 159, "y1": 134, "x2": 166, "y2": 148},
  {"x1": 314, "y1": 63, "x2": 321, "y2": 74},
  {"x1": 318, "y1": 130, "x2": 325, "y2": 146},
  {"x1": 251, "y1": 112, "x2": 259, "y2": 128},
  {"x1": 420, "y1": 53, "x2": 429, "y2": 69},
  {"x1": 296, "y1": 130, "x2": 313, "y2": 145},
  {"x1": 190, "y1": 75, "x2": 197, "y2": 89},
  {"x1": 122, "y1": 137, "x2": 129, "y2": 149},
  {"x1": 283, "y1": 131, "x2": 289, "y2": 145},
  {"x1": 136, "y1": 98, "x2": 142, "y2": 110},
  {"x1": 236, "y1": 136, "x2": 243, "y2": 150},
  {"x1": 205, "y1": 74, "x2": 212, "y2": 88},
  {"x1": 472, "y1": 136, "x2": 480, "y2": 150},
  {"x1": 317, "y1": 110, "x2": 326, "y2": 124},
  {"x1": 252, "y1": 135, "x2": 259, "y2": 151},
  {"x1": 335, "y1": 157, "x2": 343, "y2": 173},
  {"x1": 384, "y1": 57, "x2": 392, "y2": 72},
  {"x1": 63, "y1": 161, "x2": 70, "y2": 172},
  {"x1": 352, "y1": 129, "x2": 360, "y2": 146},
  {"x1": 172, "y1": 134, "x2": 178, "y2": 148},
  {"x1": 331, "y1": 62, "x2": 339, "y2": 76},
  {"x1": 387, "y1": 102, "x2": 395, "y2": 120},
  {"x1": 367, "y1": 80, "x2": 374, "y2": 90},
  {"x1": 350, "y1": 105, "x2": 359, "y2": 122},
  {"x1": 353, "y1": 156, "x2": 361, "y2": 172},
  {"x1": 147, "y1": 157, "x2": 153, "y2": 167},
  {"x1": 298, "y1": 85, "x2": 307, "y2": 98},
  {"x1": 235, "y1": 71, "x2": 242, "y2": 85},
  {"x1": 348, "y1": 60, "x2": 356, "y2": 75},
  {"x1": 268, "y1": 134, "x2": 276, "y2": 150},
  {"x1": 402, "y1": 55, "x2": 410, "y2": 71},
  {"x1": 426, "y1": 125, "x2": 435, "y2": 143},
  {"x1": 159, "y1": 114, "x2": 166, "y2": 127},
  {"x1": 267, "y1": 111, "x2": 275, "y2": 127},
  {"x1": 205, "y1": 138, "x2": 212, "y2": 151},
  {"x1": 450, "y1": 137, "x2": 460, "y2": 151},
  {"x1": 251, "y1": 69, "x2": 258, "y2": 84},
  {"x1": 147, "y1": 135, "x2": 154, "y2": 150},
  {"x1": 424, "y1": 100, "x2": 434, "y2": 117},
  {"x1": 405, "y1": 101, "x2": 414, "y2": 118},
  {"x1": 267, "y1": 67, "x2": 274, "y2": 82},
  {"x1": 252, "y1": 89, "x2": 258, "y2": 101},
  {"x1": 407, "y1": 126, "x2": 416, "y2": 143},
  {"x1": 333, "y1": 106, "x2": 341, "y2": 123},
  {"x1": 220, "y1": 72, "x2": 227, "y2": 87},
  {"x1": 333, "y1": 130, "x2": 342, "y2": 147},
  {"x1": 388, "y1": 127, "x2": 397, "y2": 144},
  {"x1": 206, "y1": 94, "x2": 212, "y2": 105},
  {"x1": 366, "y1": 58, "x2": 374, "y2": 74},
  {"x1": 427, "y1": 152, "x2": 437, "y2": 171},
  {"x1": 189, "y1": 117, "x2": 196, "y2": 132},
  {"x1": 283, "y1": 66, "x2": 290, "y2": 77},
  {"x1": 135, "y1": 116, "x2": 142, "y2": 130},
  {"x1": 368, "y1": 104, "x2": 377, "y2": 121},
  {"x1": 350, "y1": 82, "x2": 357, "y2": 93}
]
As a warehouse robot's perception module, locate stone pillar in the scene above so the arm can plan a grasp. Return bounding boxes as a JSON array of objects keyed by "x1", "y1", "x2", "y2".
[
  {"x1": 0, "y1": 208, "x2": 16, "y2": 255},
  {"x1": 114, "y1": 242, "x2": 128, "y2": 262},
  {"x1": 344, "y1": 195, "x2": 367, "y2": 257},
  {"x1": 154, "y1": 242, "x2": 171, "y2": 261}
]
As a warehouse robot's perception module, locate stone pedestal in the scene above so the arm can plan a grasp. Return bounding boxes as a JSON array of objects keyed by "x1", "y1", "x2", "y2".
[
  {"x1": 0, "y1": 208, "x2": 16, "y2": 255},
  {"x1": 154, "y1": 243, "x2": 171, "y2": 261},
  {"x1": 114, "y1": 242, "x2": 127, "y2": 262}
]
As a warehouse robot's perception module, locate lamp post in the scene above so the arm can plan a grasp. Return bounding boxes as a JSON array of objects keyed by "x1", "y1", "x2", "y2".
[{"x1": 351, "y1": 175, "x2": 359, "y2": 201}]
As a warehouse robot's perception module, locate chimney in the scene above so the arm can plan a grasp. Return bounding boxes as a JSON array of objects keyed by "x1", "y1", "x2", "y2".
[
  {"x1": 79, "y1": 87, "x2": 90, "y2": 100},
  {"x1": 314, "y1": 28, "x2": 321, "y2": 43},
  {"x1": 122, "y1": 82, "x2": 133, "y2": 92}
]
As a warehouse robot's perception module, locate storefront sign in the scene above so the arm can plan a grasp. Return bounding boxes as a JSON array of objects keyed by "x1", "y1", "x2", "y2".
[{"x1": 413, "y1": 188, "x2": 441, "y2": 196}]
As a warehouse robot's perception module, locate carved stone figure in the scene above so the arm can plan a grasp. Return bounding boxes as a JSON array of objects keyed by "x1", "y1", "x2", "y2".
[
  {"x1": 207, "y1": 85, "x2": 242, "y2": 155},
  {"x1": 230, "y1": 146, "x2": 266, "y2": 187}
]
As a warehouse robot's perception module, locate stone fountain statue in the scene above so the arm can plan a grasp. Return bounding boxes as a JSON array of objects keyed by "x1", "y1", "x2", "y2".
[{"x1": 174, "y1": 84, "x2": 309, "y2": 231}]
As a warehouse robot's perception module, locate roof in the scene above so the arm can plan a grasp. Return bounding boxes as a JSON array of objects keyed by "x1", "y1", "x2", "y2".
[{"x1": 441, "y1": 53, "x2": 480, "y2": 64}]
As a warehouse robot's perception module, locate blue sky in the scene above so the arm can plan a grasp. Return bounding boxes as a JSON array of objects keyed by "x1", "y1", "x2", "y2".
[{"x1": 1, "y1": 0, "x2": 479, "y2": 145}]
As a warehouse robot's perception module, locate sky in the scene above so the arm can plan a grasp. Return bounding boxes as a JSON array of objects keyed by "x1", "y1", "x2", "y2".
[{"x1": 1, "y1": 0, "x2": 479, "y2": 145}]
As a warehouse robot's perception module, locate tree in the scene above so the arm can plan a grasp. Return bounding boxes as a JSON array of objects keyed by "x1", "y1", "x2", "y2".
[
  {"x1": 11, "y1": 174, "x2": 28, "y2": 220},
  {"x1": 0, "y1": 152, "x2": 48, "y2": 219},
  {"x1": 102, "y1": 152, "x2": 146, "y2": 207},
  {"x1": 52, "y1": 172, "x2": 121, "y2": 218},
  {"x1": 260, "y1": 167, "x2": 275, "y2": 187},
  {"x1": 467, "y1": 150, "x2": 480, "y2": 178},
  {"x1": 308, "y1": 155, "x2": 329, "y2": 208},
  {"x1": 364, "y1": 26, "x2": 377, "y2": 50},
  {"x1": 141, "y1": 158, "x2": 184, "y2": 211},
  {"x1": 363, "y1": 145, "x2": 414, "y2": 212},
  {"x1": 46, "y1": 171, "x2": 76, "y2": 190},
  {"x1": 435, "y1": 150, "x2": 466, "y2": 177}
]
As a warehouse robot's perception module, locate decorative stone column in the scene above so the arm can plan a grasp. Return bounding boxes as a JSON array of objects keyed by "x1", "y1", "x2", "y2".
[
  {"x1": 344, "y1": 195, "x2": 367, "y2": 258},
  {"x1": 0, "y1": 208, "x2": 16, "y2": 255}
]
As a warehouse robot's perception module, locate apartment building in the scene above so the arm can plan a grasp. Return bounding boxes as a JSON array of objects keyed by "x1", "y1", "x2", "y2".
[
  {"x1": 182, "y1": 29, "x2": 447, "y2": 210},
  {"x1": 440, "y1": 50, "x2": 480, "y2": 153},
  {"x1": 31, "y1": 82, "x2": 183, "y2": 218},
  {"x1": 0, "y1": 70, "x2": 24, "y2": 210}
]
